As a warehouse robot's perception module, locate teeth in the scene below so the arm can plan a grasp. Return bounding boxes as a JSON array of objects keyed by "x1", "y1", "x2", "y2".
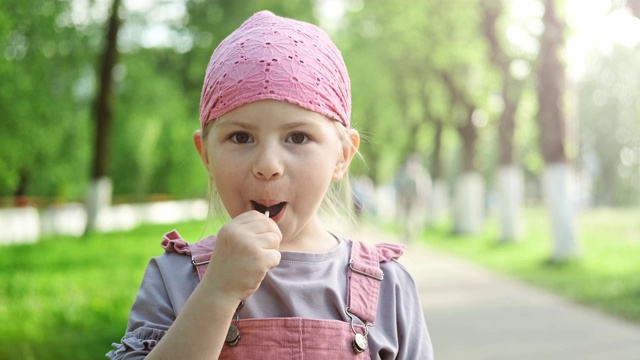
[{"x1": 265, "y1": 210, "x2": 270, "y2": 218}]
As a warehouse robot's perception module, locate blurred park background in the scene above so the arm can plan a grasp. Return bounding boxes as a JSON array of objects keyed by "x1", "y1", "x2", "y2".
[{"x1": 1, "y1": 0, "x2": 640, "y2": 358}]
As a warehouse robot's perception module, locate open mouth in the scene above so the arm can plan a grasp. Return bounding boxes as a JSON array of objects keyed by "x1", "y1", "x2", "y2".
[{"x1": 251, "y1": 201, "x2": 286, "y2": 218}]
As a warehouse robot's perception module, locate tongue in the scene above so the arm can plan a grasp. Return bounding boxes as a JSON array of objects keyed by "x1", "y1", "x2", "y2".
[
  {"x1": 267, "y1": 203, "x2": 285, "y2": 216},
  {"x1": 253, "y1": 201, "x2": 285, "y2": 217}
]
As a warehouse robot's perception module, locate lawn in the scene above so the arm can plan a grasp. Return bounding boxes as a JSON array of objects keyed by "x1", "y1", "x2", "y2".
[
  {"x1": 0, "y1": 220, "x2": 211, "y2": 360},
  {"x1": 418, "y1": 206, "x2": 640, "y2": 325}
]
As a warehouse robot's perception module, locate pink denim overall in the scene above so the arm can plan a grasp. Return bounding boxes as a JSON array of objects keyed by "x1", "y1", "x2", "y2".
[{"x1": 162, "y1": 231, "x2": 404, "y2": 359}]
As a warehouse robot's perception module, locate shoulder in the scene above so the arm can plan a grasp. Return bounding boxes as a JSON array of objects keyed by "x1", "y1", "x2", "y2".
[
  {"x1": 349, "y1": 239, "x2": 405, "y2": 262},
  {"x1": 357, "y1": 240, "x2": 416, "y2": 289},
  {"x1": 136, "y1": 229, "x2": 218, "y2": 293},
  {"x1": 347, "y1": 239, "x2": 414, "y2": 287},
  {"x1": 380, "y1": 258, "x2": 417, "y2": 290}
]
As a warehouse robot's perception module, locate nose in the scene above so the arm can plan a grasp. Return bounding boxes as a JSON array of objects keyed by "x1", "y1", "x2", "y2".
[{"x1": 252, "y1": 142, "x2": 284, "y2": 180}]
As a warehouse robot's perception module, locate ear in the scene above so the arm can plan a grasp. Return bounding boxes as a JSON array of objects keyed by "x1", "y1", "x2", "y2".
[
  {"x1": 193, "y1": 130, "x2": 209, "y2": 168},
  {"x1": 332, "y1": 129, "x2": 360, "y2": 181}
]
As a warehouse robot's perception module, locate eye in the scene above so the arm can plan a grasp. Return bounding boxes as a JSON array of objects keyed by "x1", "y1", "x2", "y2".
[
  {"x1": 230, "y1": 132, "x2": 253, "y2": 144},
  {"x1": 286, "y1": 132, "x2": 309, "y2": 144}
]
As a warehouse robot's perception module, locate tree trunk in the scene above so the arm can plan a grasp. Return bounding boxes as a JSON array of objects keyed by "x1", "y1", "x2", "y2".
[
  {"x1": 458, "y1": 105, "x2": 478, "y2": 173},
  {"x1": 543, "y1": 163, "x2": 578, "y2": 259},
  {"x1": 497, "y1": 165, "x2": 524, "y2": 241},
  {"x1": 431, "y1": 120, "x2": 444, "y2": 180},
  {"x1": 537, "y1": 0, "x2": 566, "y2": 164},
  {"x1": 537, "y1": 0, "x2": 579, "y2": 261},
  {"x1": 441, "y1": 71, "x2": 485, "y2": 234},
  {"x1": 481, "y1": 0, "x2": 525, "y2": 242},
  {"x1": 85, "y1": 0, "x2": 121, "y2": 235},
  {"x1": 453, "y1": 171, "x2": 484, "y2": 234},
  {"x1": 431, "y1": 121, "x2": 445, "y2": 208},
  {"x1": 14, "y1": 168, "x2": 30, "y2": 207},
  {"x1": 427, "y1": 120, "x2": 449, "y2": 224},
  {"x1": 454, "y1": 105, "x2": 484, "y2": 234},
  {"x1": 497, "y1": 88, "x2": 525, "y2": 242}
]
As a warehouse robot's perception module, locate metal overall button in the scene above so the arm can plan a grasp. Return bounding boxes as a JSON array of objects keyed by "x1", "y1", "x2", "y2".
[
  {"x1": 225, "y1": 325, "x2": 240, "y2": 346},
  {"x1": 352, "y1": 332, "x2": 368, "y2": 353},
  {"x1": 345, "y1": 308, "x2": 370, "y2": 354},
  {"x1": 225, "y1": 301, "x2": 244, "y2": 347}
]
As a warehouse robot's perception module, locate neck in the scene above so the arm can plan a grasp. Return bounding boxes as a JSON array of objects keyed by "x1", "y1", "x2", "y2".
[{"x1": 279, "y1": 219, "x2": 339, "y2": 253}]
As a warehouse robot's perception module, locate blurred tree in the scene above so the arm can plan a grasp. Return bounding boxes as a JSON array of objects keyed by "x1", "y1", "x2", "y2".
[
  {"x1": 112, "y1": 48, "x2": 204, "y2": 198},
  {"x1": 536, "y1": 0, "x2": 579, "y2": 261},
  {"x1": 432, "y1": 0, "x2": 493, "y2": 235},
  {"x1": 577, "y1": 44, "x2": 640, "y2": 206},
  {"x1": 0, "y1": 0, "x2": 93, "y2": 203},
  {"x1": 341, "y1": 0, "x2": 495, "y2": 232},
  {"x1": 480, "y1": 0, "x2": 528, "y2": 242},
  {"x1": 85, "y1": 0, "x2": 122, "y2": 234},
  {"x1": 440, "y1": 68, "x2": 488, "y2": 234}
]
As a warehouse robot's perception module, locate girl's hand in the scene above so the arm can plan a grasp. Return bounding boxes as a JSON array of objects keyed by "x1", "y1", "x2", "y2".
[{"x1": 204, "y1": 210, "x2": 282, "y2": 303}]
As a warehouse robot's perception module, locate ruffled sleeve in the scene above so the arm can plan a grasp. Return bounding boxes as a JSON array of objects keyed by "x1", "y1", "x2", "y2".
[
  {"x1": 107, "y1": 231, "x2": 203, "y2": 359},
  {"x1": 160, "y1": 230, "x2": 192, "y2": 255},
  {"x1": 107, "y1": 327, "x2": 166, "y2": 359}
]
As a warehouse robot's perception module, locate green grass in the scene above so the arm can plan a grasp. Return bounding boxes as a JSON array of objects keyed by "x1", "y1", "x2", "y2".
[
  {"x1": 416, "y1": 206, "x2": 640, "y2": 324},
  {"x1": 0, "y1": 220, "x2": 211, "y2": 360}
]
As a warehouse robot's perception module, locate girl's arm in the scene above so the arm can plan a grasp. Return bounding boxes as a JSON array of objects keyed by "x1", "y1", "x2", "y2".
[
  {"x1": 144, "y1": 281, "x2": 238, "y2": 359},
  {"x1": 146, "y1": 211, "x2": 282, "y2": 360}
]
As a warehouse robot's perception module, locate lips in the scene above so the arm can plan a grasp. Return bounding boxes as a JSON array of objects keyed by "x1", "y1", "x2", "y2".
[{"x1": 251, "y1": 201, "x2": 286, "y2": 218}]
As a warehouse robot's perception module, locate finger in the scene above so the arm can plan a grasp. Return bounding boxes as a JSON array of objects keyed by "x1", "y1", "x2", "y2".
[
  {"x1": 256, "y1": 231, "x2": 282, "y2": 250},
  {"x1": 263, "y1": 248, "x2": 281, "y2": 269}
]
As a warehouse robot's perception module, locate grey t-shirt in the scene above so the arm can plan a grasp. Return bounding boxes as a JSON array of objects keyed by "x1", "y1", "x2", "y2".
[{"x1": 108, "y1": 238, "x2": 433, "y2": 359}]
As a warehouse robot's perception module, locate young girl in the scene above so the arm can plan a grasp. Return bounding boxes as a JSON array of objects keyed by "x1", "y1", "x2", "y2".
[{"x1": 108, "y1": 10, "x2": 433, "y2": 359}]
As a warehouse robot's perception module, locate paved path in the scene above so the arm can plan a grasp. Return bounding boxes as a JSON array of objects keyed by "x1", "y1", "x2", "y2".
[{"x1": 354, "y1": 227, "x2": 640, "y2": 360}]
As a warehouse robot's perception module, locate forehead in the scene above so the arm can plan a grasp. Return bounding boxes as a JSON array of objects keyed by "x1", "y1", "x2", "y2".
[{"x1": 215, "y1": 100, "x2": 336, "y2": 128}]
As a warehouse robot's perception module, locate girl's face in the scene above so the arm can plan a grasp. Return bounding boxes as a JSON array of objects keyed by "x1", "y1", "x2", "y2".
[{"x1": 196, "y1": 100, "x2": 358, "y2": 251}]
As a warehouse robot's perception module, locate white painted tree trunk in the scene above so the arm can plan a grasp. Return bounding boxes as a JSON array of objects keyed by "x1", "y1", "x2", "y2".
[
  {"x1": 84, "y1": 177, "x2": 112, "y2": 234},
  {"x1": 453, "y1": 172, "x2": 485, "y2": 234},
  {"x1": 497, "y1": 165, "x2": 524, "y2": 243},
  {"x1": 543, "y1": 162, "x2": 580, "y2": 260},
  {"x1": 428, "y1": 178, "x2": 449, "y2": 225}
]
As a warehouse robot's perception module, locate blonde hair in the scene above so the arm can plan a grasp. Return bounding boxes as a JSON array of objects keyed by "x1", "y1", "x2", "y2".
[{"x1": 200, "y1": 119, "x2": 359, "y2": 234}]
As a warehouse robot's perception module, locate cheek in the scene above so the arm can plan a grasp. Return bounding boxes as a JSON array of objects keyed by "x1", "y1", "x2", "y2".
[
  {"x1": 210, "y1": 155, "x2": 243, "y2": 193},
  {"x1": 302, "y1": 159, "x2": 337, "y2": 197}
]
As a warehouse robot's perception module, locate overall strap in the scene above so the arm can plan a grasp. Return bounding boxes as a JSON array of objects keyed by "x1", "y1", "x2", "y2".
[
  {"x1": 347, "y1": 240, "x2": 405, "y2": 325},
  {"x1": 191, "y1": 245, "x2": 213, "y2": 281}
]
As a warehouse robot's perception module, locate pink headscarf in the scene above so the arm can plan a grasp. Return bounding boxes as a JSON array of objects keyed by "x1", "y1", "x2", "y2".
[{"x1": 199, "y1": 11, "x2": 351, "y2": 129}]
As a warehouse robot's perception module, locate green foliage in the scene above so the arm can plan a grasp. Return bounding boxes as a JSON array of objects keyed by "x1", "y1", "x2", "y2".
[
  {"x1": 0, "y1": 0, "x2": 92, "y2": 199},
  {"x1": 577, "y1": 44, "x2": 640, "y2": 206},
  {"x1": 340, "y1": 0, "x2": 500, "y2": 182},
  {"x1": 420, "y1": 206, "x2": 640, "y2": 323},
  {"x1": 112, "y1": 49, "x2": 206, "y2": 198}
]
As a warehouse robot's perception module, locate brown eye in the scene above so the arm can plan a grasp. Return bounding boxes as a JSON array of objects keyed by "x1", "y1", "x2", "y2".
[
  {"x1": 231, "y1": 132, "x2": 252, "y2": 144},
  {"x1": 287, "y1": 132, "x2": 308, "y2": 144}
]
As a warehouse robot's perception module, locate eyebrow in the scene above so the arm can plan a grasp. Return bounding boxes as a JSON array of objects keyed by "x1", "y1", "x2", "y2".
[
  {"x1": 215, "y1": 120, "x2": 258, "y2": 130},
  {"x1": 281, "y1": 120, "x2": 323, "y2": 131},
  {"x1": 216, "y1": 119, "x2": 324, "y2": 131}
]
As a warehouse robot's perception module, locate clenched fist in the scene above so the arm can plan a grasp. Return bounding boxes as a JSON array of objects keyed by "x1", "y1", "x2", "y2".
[{"x1": 204, "y1": 210, "x2": 282, "y2": 302}]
